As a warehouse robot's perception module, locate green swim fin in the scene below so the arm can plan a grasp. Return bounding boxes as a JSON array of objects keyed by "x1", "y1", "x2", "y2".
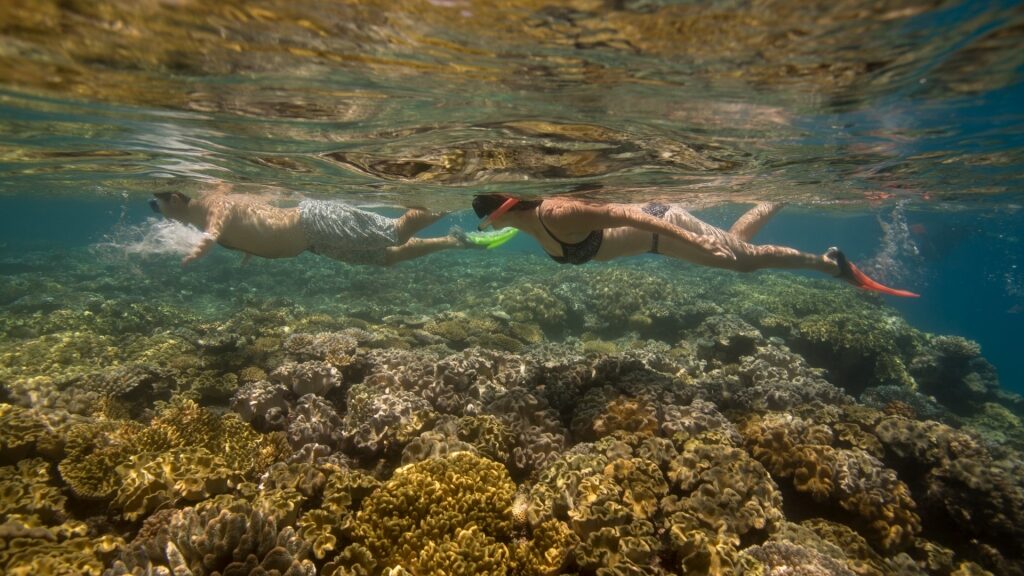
[{"x1": 467, "y1": 227, "x2": 519, "y2": 250}]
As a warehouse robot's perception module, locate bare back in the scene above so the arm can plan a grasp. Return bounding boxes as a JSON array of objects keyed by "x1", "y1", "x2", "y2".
[{"x1": 195, "y1": 194, "x2": 308, "y2": 259}]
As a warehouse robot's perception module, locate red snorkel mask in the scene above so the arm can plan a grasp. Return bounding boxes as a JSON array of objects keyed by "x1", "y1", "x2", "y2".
[{"x1": 478, "y1": 197, "x2": 519, "y2": 230}]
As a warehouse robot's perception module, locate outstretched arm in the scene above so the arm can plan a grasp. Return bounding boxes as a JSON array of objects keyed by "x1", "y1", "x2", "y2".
[
  {"x1": 546, "y1": 201, "x2": 737, "y2": 260},
  {"x1": 181, "y1": 204, "x2": 228, "y2": 266}
]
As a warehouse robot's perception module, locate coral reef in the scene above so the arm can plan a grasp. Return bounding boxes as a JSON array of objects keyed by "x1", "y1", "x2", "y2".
[
  {"x1": 57, "y1": 398, "x2": 289, "y2": 518},
  {"x1": 288, "y1": 394, "x2": 345, "y2": 451},
  {"x1": 272, "y1": 360, "x2": 345, "y2": 397},
  {"x1": 1, "y1": 250, "x2": 1021, "y2": 576},
  {"x1": 874, "y1": 416, "x2": 1024, "y2": 569},
  {"x1": 0, "y1": 515, "x2": 123, "y2": 576},
  {"x1": 740, "y1": 412, "x2": 921, "y2": 552},
  {"x1": 231, "y1": 379, "x2": 290, "y2": 432},
  {"x1": 909, "y1": 335, "x2": 1002, "y2": 415},
  {"x1": 108, "y1": 497, "x2": 315, "y2": 575},
  {"x1": 336, "y1": 451, "x2": 515, "y2": 574}
]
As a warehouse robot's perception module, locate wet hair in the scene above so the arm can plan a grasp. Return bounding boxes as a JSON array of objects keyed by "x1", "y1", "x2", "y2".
[
  {"x1": 153, "y1": 191, "x2": 191, "y2": 204},
  {"x1": 472, "y1": 195, "x2": 541, "y2": 218}
]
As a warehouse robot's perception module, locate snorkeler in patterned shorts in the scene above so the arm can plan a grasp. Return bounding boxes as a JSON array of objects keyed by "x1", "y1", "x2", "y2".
[
  {"x1": 149, "y1": 183, "x2": 479, "y2": 267},
  {"x1": 473, "y1": 194, "x2": 918, "y2": 297}
]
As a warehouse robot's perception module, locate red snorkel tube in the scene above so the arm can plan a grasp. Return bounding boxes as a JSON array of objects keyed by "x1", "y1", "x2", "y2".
[{"x1": 478, "y1": 197, "x2": 519, "y2": 230}]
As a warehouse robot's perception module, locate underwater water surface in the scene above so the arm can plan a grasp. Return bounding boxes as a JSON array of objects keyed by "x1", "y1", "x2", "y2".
[{"x1": 1, "y1": 1, "x2": 1024, "y2": 575}]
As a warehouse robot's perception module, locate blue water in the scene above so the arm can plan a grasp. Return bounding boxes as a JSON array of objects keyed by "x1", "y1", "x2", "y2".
[{"x1": 4, "y1": 195, "x2": 1020, "y2": 390}]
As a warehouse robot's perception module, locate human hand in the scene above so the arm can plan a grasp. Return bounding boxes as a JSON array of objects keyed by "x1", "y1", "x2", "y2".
[{"x1": 181, "y1": 235, "x2": 215, "y2": 266}]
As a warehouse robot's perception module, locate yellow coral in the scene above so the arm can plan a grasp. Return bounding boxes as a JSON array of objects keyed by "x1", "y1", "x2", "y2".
[
  {"x1": 0, "y1": 516, "x2": 123, "y2": 576},
  {"x1": 58, "y1": 398, "x2": 289, "y2": 519},
  {"x1": 513, "y1": 519, "x2": 578, "y2": 576},
  {"x1": 0, "y1": 403, "x2": 63, "y2": 463},
  {"x1": 0, "y1": 458, "x2": 67, "y2": 522},
  {"x1": 113, "y1": 447, "x2": 244, "y2": 521},
  {"x1": 346, "y1": 452, "x2": 514, "y2": 573}
]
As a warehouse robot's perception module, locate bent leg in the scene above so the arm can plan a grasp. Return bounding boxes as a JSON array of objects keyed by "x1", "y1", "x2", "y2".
[
  {"x1": 393, "y1": 209, "x2": 447, "y2": 243},
  {"x1": 729, "y1": 203, "x2": 783, "y2": 241},
  {"x1": 384, "y1": 236, "x2": 462, "y2": 265}
]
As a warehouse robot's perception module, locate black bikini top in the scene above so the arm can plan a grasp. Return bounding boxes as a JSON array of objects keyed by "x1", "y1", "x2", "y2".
[{"x1": 537, "y1": 205, "x2": 603, "y2": 265}]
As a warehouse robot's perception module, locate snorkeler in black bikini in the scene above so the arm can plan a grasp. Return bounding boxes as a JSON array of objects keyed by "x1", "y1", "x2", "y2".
[{"x1": 472, "y1": 194, "x2": 918, "y2": 297}]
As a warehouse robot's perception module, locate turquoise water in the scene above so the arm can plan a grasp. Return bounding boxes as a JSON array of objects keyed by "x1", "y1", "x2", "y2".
[{"x1": 1, "y1": 1, "x2": 1024, "y2": 575}]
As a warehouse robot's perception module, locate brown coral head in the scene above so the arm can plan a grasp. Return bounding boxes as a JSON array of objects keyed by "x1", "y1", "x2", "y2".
[{"x1": 883, "y1": 401, "x2": 916, "y2": 419}]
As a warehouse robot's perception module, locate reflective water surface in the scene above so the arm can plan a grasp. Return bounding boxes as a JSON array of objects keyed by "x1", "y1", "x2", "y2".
[{"x1": 1, "y1": 0, "x2": 1022, "y2": 204}]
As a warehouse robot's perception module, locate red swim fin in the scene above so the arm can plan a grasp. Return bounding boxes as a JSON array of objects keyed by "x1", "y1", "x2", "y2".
[{"x1": 827, "y1": 248, "x2": 920, "y2": 298}]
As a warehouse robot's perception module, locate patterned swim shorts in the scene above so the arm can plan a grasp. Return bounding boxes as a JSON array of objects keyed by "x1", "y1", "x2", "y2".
[{"x1": 299, "y1": 200, "x2": 399, "y2": 266}]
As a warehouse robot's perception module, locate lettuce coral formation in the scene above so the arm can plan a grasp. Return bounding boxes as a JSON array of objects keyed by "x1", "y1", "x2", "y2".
[
  {"x1": 337, "y1": 451, "x2": 514, "y2": 575},
  {"x1": 1, "y1": 251, "x2": 1022, "y2": 575}
]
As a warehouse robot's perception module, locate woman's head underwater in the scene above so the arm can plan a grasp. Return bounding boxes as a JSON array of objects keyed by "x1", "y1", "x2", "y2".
[{"x1": 472, "y1": 195, "x2": 541, "y2": 229}]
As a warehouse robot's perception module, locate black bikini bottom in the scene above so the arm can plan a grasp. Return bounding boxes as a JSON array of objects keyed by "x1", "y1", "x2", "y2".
[{"x1": 642, "y1": 203, "x2": 670, "y2": 254}]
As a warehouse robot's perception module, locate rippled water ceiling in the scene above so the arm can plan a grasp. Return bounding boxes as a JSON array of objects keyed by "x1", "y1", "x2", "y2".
[{"x1": 0, "y1": 0, "x2": 1022, "y2": 204}]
